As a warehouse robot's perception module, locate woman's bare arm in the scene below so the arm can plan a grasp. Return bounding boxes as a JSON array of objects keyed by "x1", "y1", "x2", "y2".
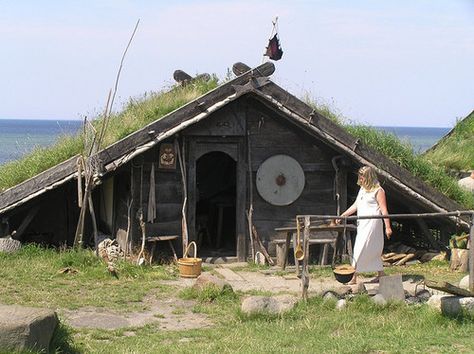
[{"x1": 376, "y1": 188, "x2": 392, "y2": 239}]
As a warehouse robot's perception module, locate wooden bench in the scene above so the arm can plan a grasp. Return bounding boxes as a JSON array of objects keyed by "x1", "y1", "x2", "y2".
[{"x1": 146, "y1": 235, "x2": 179, "y2": 263}]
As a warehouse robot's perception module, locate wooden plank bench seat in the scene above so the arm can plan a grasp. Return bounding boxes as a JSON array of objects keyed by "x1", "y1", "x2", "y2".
[{"x1": 146, "y1": 235, "x2": 179, "y2": 263}]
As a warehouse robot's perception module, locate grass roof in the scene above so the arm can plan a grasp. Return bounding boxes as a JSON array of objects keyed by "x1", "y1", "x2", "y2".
[
  {"x1": 0, "y1": 78, "x2": 472, "y2": 209},
  {"x1": 0, "y1": 78, "x2": 218, "y2": 192},
  {"x1": 308, "y1": 98, "x2": 474, "y2": 209},
  {"x1": 423, "y1": 110, "x2": 474, "y2": 171}
]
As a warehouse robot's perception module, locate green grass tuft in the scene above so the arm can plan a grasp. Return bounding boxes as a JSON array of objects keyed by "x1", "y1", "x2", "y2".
[{"x1": 424, "y1": 111, "x2": 474, "y2": 171}]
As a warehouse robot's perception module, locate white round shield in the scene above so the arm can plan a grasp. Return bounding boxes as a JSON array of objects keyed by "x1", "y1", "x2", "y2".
[{"x1": 256, "y1": 155, "x2": 305, "y2": 206}]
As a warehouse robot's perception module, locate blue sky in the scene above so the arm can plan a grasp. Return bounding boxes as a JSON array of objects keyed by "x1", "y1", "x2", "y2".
[{"x1": 1, "y1": 0, "x2": 473, "y2": 127}]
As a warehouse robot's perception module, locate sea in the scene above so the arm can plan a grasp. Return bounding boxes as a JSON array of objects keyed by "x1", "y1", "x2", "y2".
[{"x1": 0, "y1": 119, "x2": 451, "y2": 166}]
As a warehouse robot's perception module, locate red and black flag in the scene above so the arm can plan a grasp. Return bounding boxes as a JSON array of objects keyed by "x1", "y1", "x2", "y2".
[
  {"x1": 264, "y1": 17, "x2": 283, "y2": 61},
  {"x1": 265, "y1": 34, "x2": 283, "y2": 61}
]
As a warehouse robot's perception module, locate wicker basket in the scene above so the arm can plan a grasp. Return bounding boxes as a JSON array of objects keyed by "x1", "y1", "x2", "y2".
[{"x1": 177, "y1": 241, "x2": 202, "y2": 278}]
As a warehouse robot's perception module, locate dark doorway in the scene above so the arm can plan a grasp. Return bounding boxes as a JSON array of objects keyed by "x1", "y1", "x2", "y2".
[{"x1": 195, "y1": 152, "x2": 236, "y2": 256}]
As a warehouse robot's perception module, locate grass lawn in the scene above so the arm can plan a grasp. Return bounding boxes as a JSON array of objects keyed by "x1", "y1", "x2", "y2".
[{"x1": 1, "y1": 246, "x2": 473, "y2": 353}]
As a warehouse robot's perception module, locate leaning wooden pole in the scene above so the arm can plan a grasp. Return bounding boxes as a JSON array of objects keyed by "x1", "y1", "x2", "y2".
[
  {"x1": 246, "y1": 130, "x2": 256, "y2": 260},
  {"x1": 470, "y1": 212, "x2": 474, "y2": 293},
  {"x1": 301, "y1": 216, "x2": 310, "y2": 301}
]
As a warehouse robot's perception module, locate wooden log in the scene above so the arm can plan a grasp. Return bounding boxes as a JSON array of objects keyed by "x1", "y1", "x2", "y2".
[
  {"x1": 382, "y1": 252, "x2": 397, "y2": 260},
  {"x1": 425, "y1": 279, "x2": 474, "y2": 297},
  {"x1": 383, "y1": 253, "x2": 407, "y2": 263},
  {"x1": 394, "y1": 253, "x2": 416, "y2": 266},
  {"x1": 232, "y1": 62, "x2": 251, "y2": 76}
]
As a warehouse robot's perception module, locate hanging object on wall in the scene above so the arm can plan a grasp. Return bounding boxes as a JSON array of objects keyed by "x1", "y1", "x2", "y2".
[
  {"x1": 159, "y1": 143, "x2": 176, "y2": 170},
  {"x1": 256, "y1": 155, "x2": 305, "y2": 206}
]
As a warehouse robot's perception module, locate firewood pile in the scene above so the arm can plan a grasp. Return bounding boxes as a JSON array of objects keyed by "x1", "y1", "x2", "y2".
[{"x1": 382, "y1": 242, "x2": 446, "y2": 266}]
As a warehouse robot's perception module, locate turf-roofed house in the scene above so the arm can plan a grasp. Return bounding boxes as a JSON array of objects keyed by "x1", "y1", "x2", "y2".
[{"x1": 0, "y1": 62, "x2": 469, "y2": 262}]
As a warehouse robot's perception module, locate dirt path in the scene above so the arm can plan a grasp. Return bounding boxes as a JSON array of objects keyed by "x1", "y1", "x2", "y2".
[
  {"x1": 60, "y1": 295, "x2": 212, "y2": 332},
  {"x1": 59, "y1": 265, "x2": 355, "y2": 331}
]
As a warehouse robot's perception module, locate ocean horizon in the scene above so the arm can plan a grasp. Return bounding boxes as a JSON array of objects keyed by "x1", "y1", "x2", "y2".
[{"x1": 0, "y1": 119, "x2": 450, "y2": 166}]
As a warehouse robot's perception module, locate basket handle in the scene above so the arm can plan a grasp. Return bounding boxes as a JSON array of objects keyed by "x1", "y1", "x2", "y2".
[{"x1": 184, "y1": 241, "x2": 197, "y2": 258}]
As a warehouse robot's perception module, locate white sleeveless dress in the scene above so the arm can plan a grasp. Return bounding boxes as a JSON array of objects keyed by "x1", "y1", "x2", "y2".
[{"x1": 352, "y1": 186, "x2": 384, "y2": 272}]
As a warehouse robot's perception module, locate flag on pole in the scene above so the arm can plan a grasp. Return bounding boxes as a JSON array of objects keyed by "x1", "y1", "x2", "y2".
[
  {"x1": 265, "y1": 34, "x2": 283, "y2": 61},
  {"x1": 264, "y1": 17, "x2": 283, "y2": 61}
]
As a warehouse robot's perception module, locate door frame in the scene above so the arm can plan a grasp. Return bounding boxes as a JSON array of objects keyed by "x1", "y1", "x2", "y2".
[{"x1": 187, "y1": 137, "x2": 247, "y2": 261}]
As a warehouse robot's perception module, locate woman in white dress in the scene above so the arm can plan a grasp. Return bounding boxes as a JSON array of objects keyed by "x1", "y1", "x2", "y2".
[{"x1": 337, "y1": 166, "x2": 392, "y2": 284}]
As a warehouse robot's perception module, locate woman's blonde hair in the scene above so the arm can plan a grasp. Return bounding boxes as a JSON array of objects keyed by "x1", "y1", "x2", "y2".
[{"x1": 357, "y1": 166, "x2": 380, "y2": 191}]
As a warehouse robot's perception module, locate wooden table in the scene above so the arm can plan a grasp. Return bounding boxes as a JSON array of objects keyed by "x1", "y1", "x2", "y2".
[
  {"x1": 146, "y1": 235, "x2": 179, "y2": 263},
  {"x1": 274, "y1": 223, "x2": 356, "y2": 270},
  {"x1": 276, "y1": 217, "x2": 356, "y2": 300}
]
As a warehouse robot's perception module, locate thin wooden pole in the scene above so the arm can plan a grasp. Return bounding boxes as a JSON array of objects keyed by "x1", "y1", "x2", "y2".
[
  {"x1": 301, "y1": 216, "x2": 310, "y2": 301},
  {"x1": 88, "y1": 195, "x2": 99, "y2": 256},
  {"x1": 297, "y1": 210, "x2": 474, "y2": 222},
  {"x1": 246, "y1": 130, "x2": 256, "y2": 259}
]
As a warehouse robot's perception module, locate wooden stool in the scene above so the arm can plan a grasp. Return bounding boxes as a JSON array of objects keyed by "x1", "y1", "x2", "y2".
[{"x1": 146, "y1": 235, "x2": 179, "y2": 263}]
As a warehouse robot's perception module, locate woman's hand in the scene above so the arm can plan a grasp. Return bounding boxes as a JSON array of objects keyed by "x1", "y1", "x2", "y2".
[{"x1": 385, "y1": 226, "x2": 393, "y2": 239}]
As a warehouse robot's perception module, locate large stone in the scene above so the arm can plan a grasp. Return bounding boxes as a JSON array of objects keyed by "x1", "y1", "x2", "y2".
[
  {"x1": 371, "y1": 294, "x2": 387, "y2": 306},
  {"x1": 379, "y1": 274, "x2": 405, "y2": 301},
  {"x1": 0, "y1": 304, "x2": 58, "y2": 352},
  {"x1": 322, "y1": 291, "x2": 338, "y2": 302},
  {"x1": 459, "y1": 275, "x2": 470, "y2": 290},
  {"x1": 331, "y1": 285, "x2": 352, "y2": 297},
  {"x1": 193, "y1": 273, "x2": 233, "y2": 292},
  {"x1": 335, "y1": 299, "x2": 347, "y2": 310},
  {"x1": 241, "y1": 295, "x2": 297, "y2": 315},
  {"x1": 427, "y1": 295, "x2": 474, "y2": 316}
]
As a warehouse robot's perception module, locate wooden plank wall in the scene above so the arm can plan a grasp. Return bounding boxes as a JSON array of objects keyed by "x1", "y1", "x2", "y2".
[
  {"x1": 247, "y1": 100, "x2": 340, "y2": 246},
  {"x1": 127, "y1": 145, "x2": 183, "y2": 244}
]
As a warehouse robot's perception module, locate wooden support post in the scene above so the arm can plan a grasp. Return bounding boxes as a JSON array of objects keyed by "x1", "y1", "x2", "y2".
[
  {"x1": 88, "y1": 195, "x2": 99, "y2": 256},
  {"x1": 282, "y1": 231, "x2": 292, "y2": 270},
  {"x1": 74, "y1": 174, "x2": 94, "y2": 248},
  {"x1": 12, "y1": 206, "x2": 40, "y2": 240},
  {"x1": 301, "y1": 216, "x2": 310, "y2": 301},
  {"x1": 469, "y1": 213, "x2": 474, "y2": 293},
  {"x1": 409, "y1": 206, "x2": 442, "y2": 250}
]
